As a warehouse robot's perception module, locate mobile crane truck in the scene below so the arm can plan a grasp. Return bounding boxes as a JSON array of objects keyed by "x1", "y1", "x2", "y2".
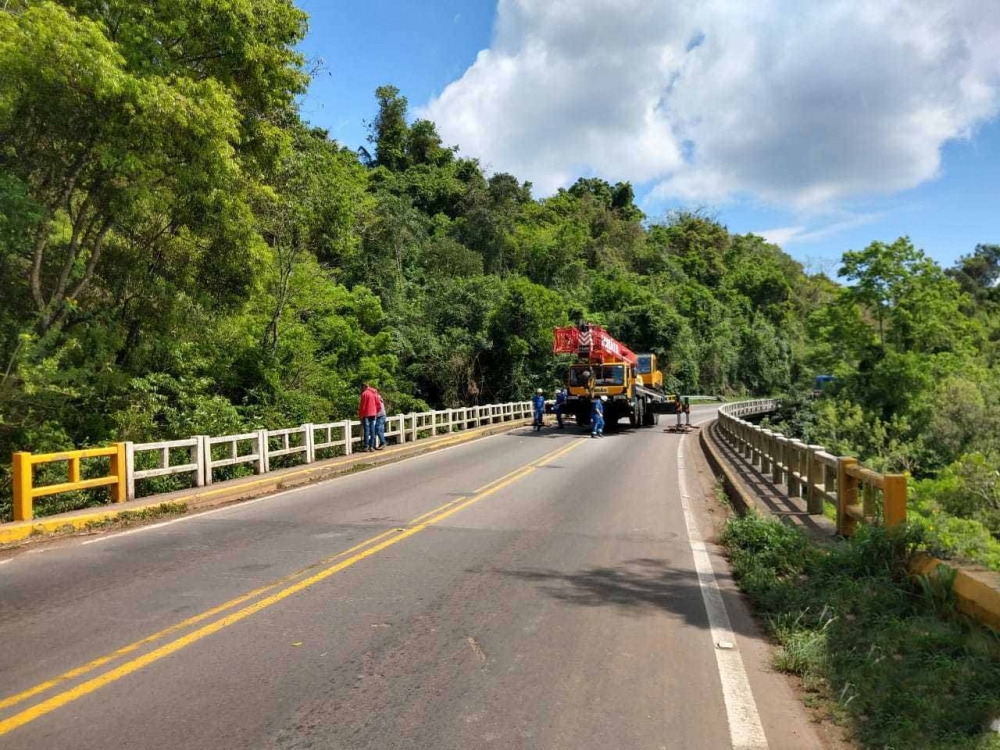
[{"x1": 553, "y1": 323, "x2": 668, "y2": 429}]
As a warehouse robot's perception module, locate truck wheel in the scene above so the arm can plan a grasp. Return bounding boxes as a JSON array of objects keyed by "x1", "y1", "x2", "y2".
[{"x1": 642, "y1": 406, "x2": 655, "y2": 427}]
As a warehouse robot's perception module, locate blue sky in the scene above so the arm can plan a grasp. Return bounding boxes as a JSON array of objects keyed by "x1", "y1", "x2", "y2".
[{"x1": 298, "y1": 1, "x2": 1000, "y2": 272}]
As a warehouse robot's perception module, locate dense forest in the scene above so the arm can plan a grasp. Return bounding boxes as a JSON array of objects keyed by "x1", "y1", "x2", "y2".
[{"x1": 1, "y1": 0, "x2": 997, "y2": 549}]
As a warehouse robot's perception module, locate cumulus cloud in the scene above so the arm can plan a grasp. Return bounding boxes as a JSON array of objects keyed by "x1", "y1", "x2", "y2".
[{"x1": 421, "y1": 0, "x2": 1000, "y2": 207}]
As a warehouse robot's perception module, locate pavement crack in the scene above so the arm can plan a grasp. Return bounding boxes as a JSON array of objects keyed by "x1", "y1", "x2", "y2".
[{"x1": 467, "y1": 636, "x2": 487, "y2": 663}]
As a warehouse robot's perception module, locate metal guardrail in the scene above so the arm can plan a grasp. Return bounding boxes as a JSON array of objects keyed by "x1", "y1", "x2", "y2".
[
  {"x1": 10, "y1": 401, "x2": 533, "y2": 522},
  {"x1": 12, "y1": 446, "x2": 127, "y2": 522},
  {"x1": 716, "y1": 399, "x2": 907, "y2": 536}
]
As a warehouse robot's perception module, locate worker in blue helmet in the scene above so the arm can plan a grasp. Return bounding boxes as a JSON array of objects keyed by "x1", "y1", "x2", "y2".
[
  {"x1": 532, "y1": 388, "x2": 546, "y2": 431},
  {"x1": 554, "y1": 387, "x2": 567, "y2": 429},
  {"x1": 591, "y1": 395, "x2": 607, "y2": 438}
]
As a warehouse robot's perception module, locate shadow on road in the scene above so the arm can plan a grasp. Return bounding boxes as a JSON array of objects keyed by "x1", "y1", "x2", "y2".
[{"x1": 500, "y1": 558, "x2": 758, "y2": 636}]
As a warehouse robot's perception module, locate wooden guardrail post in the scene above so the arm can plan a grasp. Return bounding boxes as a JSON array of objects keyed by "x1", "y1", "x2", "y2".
[
  {"x1": 883, "y1": 474, "x2": 907, "y2": 528},
  {"x1": 837, "y1": 457, "x2": 859, "y2": 536},
  {"x1": 12, "y1": 452, "x2": 32, "y2": 521},
  {"x1": 760, "y1": 431, "x2": 772, "y2": 474}
]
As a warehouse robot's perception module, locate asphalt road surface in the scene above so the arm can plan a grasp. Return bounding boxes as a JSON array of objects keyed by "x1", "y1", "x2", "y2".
[{"x1": 0, "y1": 406, "x2": 828, "y2": 749}]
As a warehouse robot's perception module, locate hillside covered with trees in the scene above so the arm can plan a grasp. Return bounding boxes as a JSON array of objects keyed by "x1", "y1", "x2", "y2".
[
  {"x1": 1, "y1": 0, "x2": 997, "y2": 539},
  {"x1": 0, "y1": 1, "x2": 821, "y2": 517}
]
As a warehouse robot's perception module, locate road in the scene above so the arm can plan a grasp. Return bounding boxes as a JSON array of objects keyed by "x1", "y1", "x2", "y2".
[{"x1": 0, "y1": 406, "x2": 827, "y2": 749}]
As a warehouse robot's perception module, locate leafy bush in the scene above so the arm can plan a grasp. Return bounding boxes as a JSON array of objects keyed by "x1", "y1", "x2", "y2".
[{"x1": 724, "y1": 513, "x2": 1000, "y2": 749}]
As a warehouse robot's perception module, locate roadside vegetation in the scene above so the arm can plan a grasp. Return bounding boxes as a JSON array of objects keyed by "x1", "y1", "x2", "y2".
[
  {"x1": 724, "y1": 512, "x2": 1000, "y2": 749},
  {"x1": 0, "y1": 1, "x2": 815, "y2": 520},
  {"x1": 762, "y1": 240, "x2": 1000, "y2": 570},
  {"x1": 1, "y1": 0, "x2": 996, "y2": 564}
]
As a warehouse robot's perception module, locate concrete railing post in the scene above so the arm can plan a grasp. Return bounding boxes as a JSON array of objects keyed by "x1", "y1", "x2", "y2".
[
  {"x1": 837, "y1": 457, "x2": 859, "y2": 536},
  {"x1": 194, "y1": 436, "x2": 207, "y2": 487},
  {"x1": 12, "y1": 452, "x2": 33, "y2": 522},
  {"x1": 806, "y1": 445, "x2": 824, "y2": 515},
  {"x1": 257, "y1": 430, "x2": 269, "y2": 474},
  {"x1": 772, "y1": 437, "x2": 785, "y2": 486},
  {"x1": 303, "y1": 424, "x2": 315, "y2": 464},
  {"x1": 343, "y1": 420, "x2": 353, "y2": 456},
  {"x1": 788, "y1": 441, "x2": 804, "y2": 498},
  {"x1": 760, "y1": 431, "x2": 772, "y2": 474},
  {"x1": 884, "y1": 474, "x2": 907, "y2": 528},
  {"x1": 125, "y1": 441, "x2": 137, "y2": 502}
]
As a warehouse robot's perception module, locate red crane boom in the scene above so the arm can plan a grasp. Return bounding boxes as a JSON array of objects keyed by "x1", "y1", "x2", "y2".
[{"x1": 553, "y1": 324, "x2": 638, "y2": 366}]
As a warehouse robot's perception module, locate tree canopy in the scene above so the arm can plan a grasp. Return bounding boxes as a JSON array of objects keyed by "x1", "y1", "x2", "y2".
[{"x1": 1, "y1": 2, "x2": 996, "y2": 535}]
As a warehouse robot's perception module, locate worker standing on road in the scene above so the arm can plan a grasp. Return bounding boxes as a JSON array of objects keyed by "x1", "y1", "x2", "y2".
[
  {"x1": 682, "y1": 396, "x2": 691, "y2": 426},
  {"x1": 591, "y1": 395, "x2": 607, "y2": 438},
  {"x1": 554, "y1": 387, "x2": 567, "y2": 429},
  {"x1": 358, "y1": 383, "x2": 380, "y2": 452},
  {"x1": 675, "y1": 394, "x2": 683, "y2": 428},
  {"x1": 532, "y1": 388, "x2": 546, "y2": 431}
]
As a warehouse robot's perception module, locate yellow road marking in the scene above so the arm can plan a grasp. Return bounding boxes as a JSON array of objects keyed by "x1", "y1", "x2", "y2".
[
  {"x1": 0, "y1": 525, "x2": 402, "y2": 713},
  {"x1": 0, "y1": 438, "x2": 583, "y2": 736}
]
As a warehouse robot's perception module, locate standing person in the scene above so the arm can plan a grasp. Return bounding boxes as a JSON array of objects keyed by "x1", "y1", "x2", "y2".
[
  {"x1": 682, "y1": 396, "x2": 691, "y2": 427},
  {"x1": 375, "y1": 393, "x2": 387, "y2": 450},
  {"x1": 554, "y1": 387, "x2": 567, "y2": 429},
  {"x1": 675, "y1": 394, "x2": 684, "y2": 429},
  {"x1": 532, "y1": 388, "x2": 546, "y2": 431},
  {"x1": 358, "y1": 383, "x2": 379, "y2": 452},
  {"x1": 591, "y1": 395, "x2": 607, "y2": 438}
]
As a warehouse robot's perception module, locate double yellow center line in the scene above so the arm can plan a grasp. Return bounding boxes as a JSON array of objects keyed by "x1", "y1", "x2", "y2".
[{"x1": 0, "y1": 437, "x2": 584, "y2": 737}]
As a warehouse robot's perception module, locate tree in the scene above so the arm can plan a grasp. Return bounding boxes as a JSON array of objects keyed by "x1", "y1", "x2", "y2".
[{"x1": 366, "y1": 85, "x2": 410, "y2": 171}]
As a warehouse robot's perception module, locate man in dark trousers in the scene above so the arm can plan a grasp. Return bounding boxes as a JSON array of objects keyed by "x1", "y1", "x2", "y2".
[
  {"x1": 532, "y1": 388, "x2": 546, "y2": 431},
  {"x1": 358, "y1": 383, "x2": 380, "y2": 452},
  {"x1": 554, "y1": 387, "x2": 567, "y2": 428}
]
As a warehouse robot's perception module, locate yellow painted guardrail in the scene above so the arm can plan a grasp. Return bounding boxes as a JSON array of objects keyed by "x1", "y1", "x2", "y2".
[
  {"x1": 12, "y1": 444, "x2": 127, "y2": 522},
  {"x1": 718, "y1": 400, "x2": 907, "y2": 536}
]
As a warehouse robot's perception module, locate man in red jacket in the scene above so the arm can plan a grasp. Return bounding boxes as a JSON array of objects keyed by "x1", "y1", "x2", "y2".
[{"x1": 358, "y1": 383, "x2": 380, "y2": 452}]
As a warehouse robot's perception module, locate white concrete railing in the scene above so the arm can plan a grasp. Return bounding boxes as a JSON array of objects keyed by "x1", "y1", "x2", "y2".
[{"x1": 125, "y1": 401, "x2": 533, "y2": 500}]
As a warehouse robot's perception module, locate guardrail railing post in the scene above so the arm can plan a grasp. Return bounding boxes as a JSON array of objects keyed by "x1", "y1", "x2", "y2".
[
  {"x1": 788, "y1": 441, "x2": 804, "y2": 499},
  {"x1": 884, "y1": 474, "x2": 907, "y2": 528},
  {"x1": 109, "y1": 443, "x2": 127, "y2": 503},
  {"x1": 303, "y1": 424, "x2": 315, "y2": 464},
  {"x1": 837, "y1": 457, "x2": 859, "y2": 536},
  {"x1": 257, "y1": 430, "x2": 268, "y2": 474},
  {"x1": 806, "y1": 445, "x2": 824, "y2": 514},
  {"x1": 760, "y1": 431, "x2": 772, "y2": 474},
  {"x1": 12, "y1": 452, "x2": 32, "y2": 521},
  {"x1": 772, "y1": 437, "x2": 784, "y2": 485},
  {"x1": 125, "y1": 442, "x2": 137, "y2": 502},
  {"x1": 195, "y1": 436, "x2": 207, "y2": 487}
]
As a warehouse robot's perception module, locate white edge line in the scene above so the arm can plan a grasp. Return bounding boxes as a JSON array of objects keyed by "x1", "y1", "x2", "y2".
[
  {"x1": 80, "y1": 426, "x2": 527, "y2": 547},
  {"x1": 677, "y1": 423, "x2": 769, "y2": 750}
]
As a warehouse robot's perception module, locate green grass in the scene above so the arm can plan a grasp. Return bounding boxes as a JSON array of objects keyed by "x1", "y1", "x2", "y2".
[{"x1": 722, "y1": 513, "x2": 1000, "y2": 749}]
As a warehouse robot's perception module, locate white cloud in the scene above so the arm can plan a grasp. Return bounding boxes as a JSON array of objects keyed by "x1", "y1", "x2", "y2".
[
  {"x1": 757, "y1": 212, "x2": 881, "y2": 246},
  {"x1": 421, "y1": 0, "x2": 1000, "y2": 207}
]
